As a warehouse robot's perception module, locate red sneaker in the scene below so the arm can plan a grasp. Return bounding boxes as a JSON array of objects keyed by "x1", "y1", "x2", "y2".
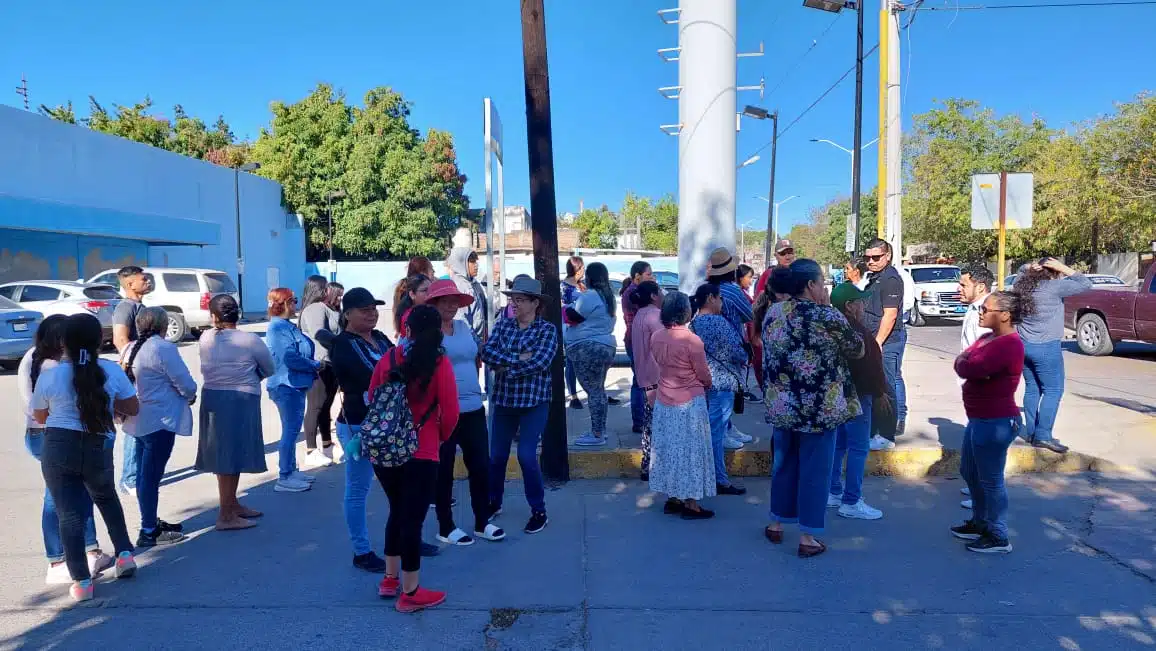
[
  {"x1": 395, "y1": 586, "x2": 446, "y2": 613},
  {"x1": 377, "y1": 575, "x2": 399, "y2": 599}
]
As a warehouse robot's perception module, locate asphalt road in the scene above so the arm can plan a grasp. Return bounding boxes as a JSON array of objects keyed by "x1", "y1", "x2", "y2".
[{"x1": 906, "y1": 317, "x2": 1156, "y2": 412}]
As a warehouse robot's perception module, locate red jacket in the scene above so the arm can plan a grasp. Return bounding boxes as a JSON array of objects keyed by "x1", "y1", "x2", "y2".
[{"x1": 368, "y1": 348, "x2": 460, "y2": 461}]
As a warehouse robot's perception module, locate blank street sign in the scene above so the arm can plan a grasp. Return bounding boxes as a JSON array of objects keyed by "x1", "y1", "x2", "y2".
[{"x1": 971, "y1": 173, "x2": 1033, "y2": 230}]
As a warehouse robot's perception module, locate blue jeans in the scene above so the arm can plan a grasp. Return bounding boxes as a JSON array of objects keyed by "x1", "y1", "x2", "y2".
[
  {"x1": 489, "y1": 401, "x2": 549, "y2": 513},
  {"x1": 119, "y1": 432, "x2": 138, "y2": 491},
  {"x1": 336, "y1": 421, "x2": 374, "y2": 555},
  {"x1": 706, "y1": 389, "x2": 734, "y2": 487},
  {"x1": 625, "y1": 344, "x2": 646, "y2": 430},
  {"x1": 769, "y1": 427, "x2": 837, "y2": 534},
  {"x1": 831, "y1": 395, "x2": 873, "y2": 505},
  {"x1": 878, "y1": 330, "x2": 907, "y2": 440},
  {"x1": 960, "y1": 416, "x2": 1020, "y2": 541},
  {"x1": 269, "y1": 385, "x2": 307, "y2": 479},
  {"x1": 565, "y1": 358, "x2": 578, "y2": 397},
  {"x1": 1022, "y1": 340, "x2": 1064, "y2": 443},
  {"x1": 27, "y1": 430, "x2": 99, "y2": 562},
  {"x1": 134, "y1": 430, "x2": 176, "y2": 533}
]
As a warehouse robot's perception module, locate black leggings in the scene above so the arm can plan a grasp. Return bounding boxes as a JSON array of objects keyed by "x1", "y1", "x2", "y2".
[
  {"x1": 436, "y1": 408, "x2": 491, "y2": 535},
  {"x1": 40, "y1": 428, "x2": 134, "y2": 581},
  {"x1": 374, "y1": 459, "x2": 438, "y2": 573}
]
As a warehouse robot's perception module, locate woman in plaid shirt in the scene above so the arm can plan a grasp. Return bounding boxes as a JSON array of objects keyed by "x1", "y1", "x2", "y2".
[{"x1": 480, "y1": 277, "x2": 558, "y2": 535}]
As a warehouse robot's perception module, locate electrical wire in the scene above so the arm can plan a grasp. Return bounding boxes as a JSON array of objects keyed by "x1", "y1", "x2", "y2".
[
  {"x1": 742, "y1": 42, "x2": 882, "y2": 161},
  {"x1": 918, "y1": 0, "x2": 1156, "y2": 9},
  {"x1": 764, "y1": 13, "x2": 845, "y2": 101}
]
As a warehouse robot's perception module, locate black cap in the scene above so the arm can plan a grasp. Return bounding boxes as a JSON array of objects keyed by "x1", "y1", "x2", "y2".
[{"x1": 341, "y1": 287, "x2": 384, "y2": 312}]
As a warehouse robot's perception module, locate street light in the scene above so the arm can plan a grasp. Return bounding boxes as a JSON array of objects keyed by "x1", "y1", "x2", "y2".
[
  {"x1": 233, "y1": 161, "x2": 261, "y2": 316},
  {"x1": 804, "y1": 0, "x2": 864, "y2": 253},
  {"x1": 756, "y1": 194, "x2": 800, "y2": 244},
  {"x1": 810, "y1": 137, "x2": 879, "y2": 179},
  {"x1": 326, "y1": 189, "x2": 347, "y2": 280},
  {"x1": 738, "y1": 218, "x2": 760, "y2": 263},
  {"x1": 737, "y1": 155, "x2": 761, "y2": 170},
  {"x1": 740, "y1": 104, "x2": 779, "y2": 264}
]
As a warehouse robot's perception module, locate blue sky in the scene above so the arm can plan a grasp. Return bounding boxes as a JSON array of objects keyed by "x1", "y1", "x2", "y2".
[{"x1": 3, "y1": 1, "x2": 1153, "y2": 235}]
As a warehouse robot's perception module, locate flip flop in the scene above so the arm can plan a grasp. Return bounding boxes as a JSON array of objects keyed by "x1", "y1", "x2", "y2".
[{"x1": 215, "y1": 518, "x2": 257, "y2": 531}]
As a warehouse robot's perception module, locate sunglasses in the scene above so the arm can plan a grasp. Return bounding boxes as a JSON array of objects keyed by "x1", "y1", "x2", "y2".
[
  {"x1": 865, "y1": 254, "x2": 887, "y2": 262},
  {"x1": 978, "y1": 305, "x2": 1005, "y2": 315},
  {"x1": 776, "y1": 249, "x2": 795, "y2": 256}
]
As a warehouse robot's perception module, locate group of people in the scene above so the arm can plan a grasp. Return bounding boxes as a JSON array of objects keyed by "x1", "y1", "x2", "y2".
[{"x1": 20, "y1": 243, "x2": 1088, "y2": 606}]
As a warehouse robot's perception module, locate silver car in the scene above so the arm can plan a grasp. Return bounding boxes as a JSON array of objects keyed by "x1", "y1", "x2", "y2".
[
  {"x1": 0, "y1": 281, "x2": 122, "y2": 346},
  {"x1": 0, "y1": 295, "x2": 42, "y2": 370}
]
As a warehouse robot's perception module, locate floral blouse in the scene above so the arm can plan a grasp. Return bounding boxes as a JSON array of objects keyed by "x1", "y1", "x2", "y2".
[
  {"x1": 690, "y1": 314, "x2": 747, "y2": 393},
  {"x1": 762, "y1": 299, "x2": 865, "y2": 433}
]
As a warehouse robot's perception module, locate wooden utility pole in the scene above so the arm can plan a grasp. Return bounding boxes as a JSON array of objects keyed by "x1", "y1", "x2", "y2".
[{"x1": 521, "y1": 0, "x2": 568, "y2": 482}]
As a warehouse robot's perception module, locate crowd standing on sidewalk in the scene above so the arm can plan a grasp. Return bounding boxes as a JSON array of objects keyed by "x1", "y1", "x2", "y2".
[{"x1": 22, "y1": 245, "x2": 1060, "y2": 606}]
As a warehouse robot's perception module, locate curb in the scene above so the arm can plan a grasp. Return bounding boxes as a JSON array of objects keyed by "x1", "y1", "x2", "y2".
[{"x1": 458, "y1": 447, "x2": 1132, "y2": 481}]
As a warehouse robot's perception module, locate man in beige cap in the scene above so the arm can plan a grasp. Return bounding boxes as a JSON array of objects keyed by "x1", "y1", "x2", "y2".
[{"x1": 755, "y1": 239, "x2": 797, "y2": 297}]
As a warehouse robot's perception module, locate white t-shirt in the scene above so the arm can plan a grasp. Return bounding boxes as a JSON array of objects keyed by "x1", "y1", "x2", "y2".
[
  {"x1": 897, "y1": 266, "x2": 917, "y2": 312},
  {"x1": 31, "y1": 359, "x2": 137, "y2": 437}
]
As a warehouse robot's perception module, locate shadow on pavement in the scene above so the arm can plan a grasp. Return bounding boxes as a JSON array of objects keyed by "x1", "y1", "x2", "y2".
[{"x1": 1073, "y1": 392, "x2": 1156, "y2": 416}]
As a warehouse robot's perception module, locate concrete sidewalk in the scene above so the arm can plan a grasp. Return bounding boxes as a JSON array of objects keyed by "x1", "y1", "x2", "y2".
[
  {"x1": 1, "y1": 467, "x2": 1153, "y2": 650},
  {"x1": 561, "y1": 343, "x2": 1156, "y2": 479}
]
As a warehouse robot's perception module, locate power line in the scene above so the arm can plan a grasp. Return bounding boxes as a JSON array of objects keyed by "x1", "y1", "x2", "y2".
[
  {"x1": 743, "y1": 42, "x2": 881, "y2": 160},
  {"x1": 765, "y1": 13, "x2": 845, "y2": 101},
  {"x1": 919, "y1": 0, "x2": 1156, "y2": 10}
]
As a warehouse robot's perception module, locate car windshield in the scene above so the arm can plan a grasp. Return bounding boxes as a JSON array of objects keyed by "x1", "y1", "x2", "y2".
[
  {"x1": 0, "y1": 295, "x2": 23, "y2": 310},
  {"x1": 1090, "y1": 276, "x2": 1124, "y2": 285},
  {"x1": 204, "y1": 273, "x2": 237, "y2": 293},
  {"x1": 654, "y1": 271, "x2": 679, "y2": 287},
  {"x1": 910, "y1": 268, "x2": 961, "y2": 283}
]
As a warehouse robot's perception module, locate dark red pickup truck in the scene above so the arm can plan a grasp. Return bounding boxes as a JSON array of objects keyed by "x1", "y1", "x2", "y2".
[{"x1": 1064, "y1": 263, "x2": 1156, "y2": 355}]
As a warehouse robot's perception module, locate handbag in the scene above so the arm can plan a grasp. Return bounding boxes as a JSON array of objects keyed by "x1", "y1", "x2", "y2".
[{"x1": 705, "y1": 350, "x2": 746, "y2": 415}]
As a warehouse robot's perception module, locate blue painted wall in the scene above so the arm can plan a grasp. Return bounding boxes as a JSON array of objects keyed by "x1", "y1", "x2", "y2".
[{"x1": 0, "y1": 105, "x2": 305, "y2": 313}]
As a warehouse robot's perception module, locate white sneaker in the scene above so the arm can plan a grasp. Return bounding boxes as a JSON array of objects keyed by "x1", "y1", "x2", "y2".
[
  {"x1": 838, "y1": 499, "x2": 883, "y2": 520},
  {"x1": 87, "y1": 551, "x2": 113, "y2": 576},
  {"x1": 45, "y1": 563, "x2": 72, "y2": 585},
  {"x1": 275, "y1": 477, "x2": 311, "y2": 493},
  {"x1": 869, "y1": 435, "x2": 895, "y2": 451},
  {"x1": 730, "y1": 426, "x2": 754, "y2": 443},
  {"x1": 303, "y1": 450, "x2": 333, "y2": 469},
  {"x1": 326, "y1": 445, "x2": 343, "y2": 464},
  {"x1": 961, "y1": 499, "x2": 973, "y2": 509},
  {"x1": 291, "y1": 470, "x2": 317, "y2": 484},
  {"x1": 960, "y1": 486, "x2": 971, "y2": 496},
  {"x1": 723, "y1": 437, "x2": 745, "y2": 450},
  {"x1": 827, "y1": 493, "x2": 842, "y2": 508}
]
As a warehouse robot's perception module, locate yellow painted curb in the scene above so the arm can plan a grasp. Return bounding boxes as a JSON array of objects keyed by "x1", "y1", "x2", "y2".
[{"x1": 455, "y1": 447, "x2": 1126, "y2": 480}]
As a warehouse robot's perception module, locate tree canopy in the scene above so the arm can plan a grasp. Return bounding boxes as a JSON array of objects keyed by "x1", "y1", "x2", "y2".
[{"x1": 572, "y1": 205, "x2": 620, "y2": 248}]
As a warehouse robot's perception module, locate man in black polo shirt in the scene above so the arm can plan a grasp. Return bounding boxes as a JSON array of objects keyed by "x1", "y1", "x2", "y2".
[{"x1": 860, "y1": 238, "x2": 906, "y2": 450}]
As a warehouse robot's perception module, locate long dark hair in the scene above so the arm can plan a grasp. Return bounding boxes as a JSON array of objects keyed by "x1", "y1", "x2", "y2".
[
  {"x1": 584, "y1": 263, "x2": 616, "y2": 318},
  {"x1": 1011, "y1": 259, "x2": 1059, "y2": 317},
  {"x1": 565, "y1": 256, "x2": 584, "y2": 281},
  {"x1": 621, "y1": 261, "x2": 652, "y2": 296},
  {"x1": 301, "y1": 275, "x2": 329, "y2": 310},
  {"x1": 394, "y1": 274, "x2": 431, "y2": 334},
  {"x1": 30, "y1": 314, "x2": 68, "y2": 391},
  {"x1": 64, "y1": 314, "x2": 115, "y2": 434},
  {"x1": 629, "y1": 281, "x2": 661, "y2": 309},
  {"x1": 690, "y1": 283, "x2": 720, "y2": 316},
  {"x1": 124, "y1": 307, "x2": 168, "y2": 384},
  {"x1": 399, "y1": 305, "x2": 444, "y2": 392}
]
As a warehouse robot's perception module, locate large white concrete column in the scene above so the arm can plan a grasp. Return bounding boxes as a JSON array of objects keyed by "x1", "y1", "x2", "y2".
[{"x1": 677, "y1": 0, "x2": 737, "y2": 292}]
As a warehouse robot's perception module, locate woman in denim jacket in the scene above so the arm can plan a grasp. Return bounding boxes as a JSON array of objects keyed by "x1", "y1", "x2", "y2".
[{"x1": 265, "y1": 287, "x2": 320, "y2": 493}]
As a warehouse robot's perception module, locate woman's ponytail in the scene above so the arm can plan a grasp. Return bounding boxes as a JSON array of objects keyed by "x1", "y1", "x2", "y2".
[{"x1": 64, "y1": 314, "x2": 114, "y2": 435}]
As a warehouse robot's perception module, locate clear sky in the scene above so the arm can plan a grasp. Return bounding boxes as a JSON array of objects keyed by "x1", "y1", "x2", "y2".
[{"x1": 3, "y1": 1, "x2": 1153, "y2": 236}]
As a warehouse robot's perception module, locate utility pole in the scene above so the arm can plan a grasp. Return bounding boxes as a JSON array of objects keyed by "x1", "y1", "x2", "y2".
[
  {"x1": 520, "y1": 0, "x2": 568, "y2": 482},
  {"x1": 764, "y1": 111, "x2": 779, "y2": 262},
  {"x1": 884, "y1": 3, "x2": 904, "y2": 259},
  {"x1": 850, "y1": 0, "x2": 866, "y2": 254}
]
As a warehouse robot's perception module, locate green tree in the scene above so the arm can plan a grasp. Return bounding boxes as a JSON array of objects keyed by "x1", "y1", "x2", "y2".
[
  {"x1": 573, "y1": 206, "x2": 620, "y2": 248},
  {"x1": 812, "y1": 192, "x2": 880, "y2": 264},
  {"x1": 38, "y1": 101, "x2": 76, "y2": 124},
  {"x1": 252, "y1": 84, "x2": 469, "y2": 259},
  {"x1": 620, "y1": 192, "x2": 678, "y2": 253}
]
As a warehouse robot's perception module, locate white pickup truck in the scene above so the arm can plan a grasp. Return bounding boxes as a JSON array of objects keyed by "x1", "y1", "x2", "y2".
[{"x1": 906, "y1": 264, "x2": 964, "y2": 326}]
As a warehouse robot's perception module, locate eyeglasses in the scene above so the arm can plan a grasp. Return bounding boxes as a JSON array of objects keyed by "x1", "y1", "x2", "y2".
[
  {"x1": 978, "y1": 305, "x2": 1005, "y2": 315},
  {"x1": 776, "y1": 249, "x2": 795, "y2": 256},
  {"x1": 510, "y1": 296, "x2": 537, "y2": 306},
  {"x1": 865, "y1": 254, "x2": 887, "y2": 262}
]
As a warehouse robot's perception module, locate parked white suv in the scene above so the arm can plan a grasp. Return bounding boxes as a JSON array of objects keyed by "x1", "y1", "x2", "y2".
[
  {"x1": 906, "y1": 264, "x2": 964, "y2": 326},
  {"x1": 86, "y1": 267, "x2": 239, "y2": 342}
]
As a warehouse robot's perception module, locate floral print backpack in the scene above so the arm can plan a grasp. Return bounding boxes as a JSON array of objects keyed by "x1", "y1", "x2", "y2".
[{"x1": 359, "y1": 348, "x2": 437, "y2": 467}]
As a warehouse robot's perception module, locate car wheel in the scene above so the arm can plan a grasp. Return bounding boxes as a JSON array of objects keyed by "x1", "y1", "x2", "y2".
[
  {"x1": 165, "y1": 312, "x2": 189, "y2": 343},
  {"x1": 909, "y1": 310, "x2": 926, "y2": 327},
  {"x1": 1076, "y1": 313, "x2": 1114, "y2": 356}
]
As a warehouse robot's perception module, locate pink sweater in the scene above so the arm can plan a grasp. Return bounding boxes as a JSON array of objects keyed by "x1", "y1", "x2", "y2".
[
  {"x1": 631, "y1": 305, "x2": 663, "y2": 389},
  {"x1": 650, "y1": 325, "x2": 712, "y2": 406}
]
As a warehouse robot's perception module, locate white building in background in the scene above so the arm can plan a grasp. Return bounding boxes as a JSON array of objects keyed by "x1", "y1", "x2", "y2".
[{"x1": 502, "y1": 205, "x2": 531, "y2": 233}]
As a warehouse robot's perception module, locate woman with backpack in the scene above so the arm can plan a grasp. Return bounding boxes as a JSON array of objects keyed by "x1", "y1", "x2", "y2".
[
  {"x1": 31, "y1": 313, "x2": 140, "y2": 602},
  {"x1": 121, "y1": 307, "x2": 198, "y2": 548},
  {"x1": 19, "y1": 315, "x2": 114, "y2": 585},
  {"x1": 365, "y1": 305, "x2": 460, "y2": 613}
]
